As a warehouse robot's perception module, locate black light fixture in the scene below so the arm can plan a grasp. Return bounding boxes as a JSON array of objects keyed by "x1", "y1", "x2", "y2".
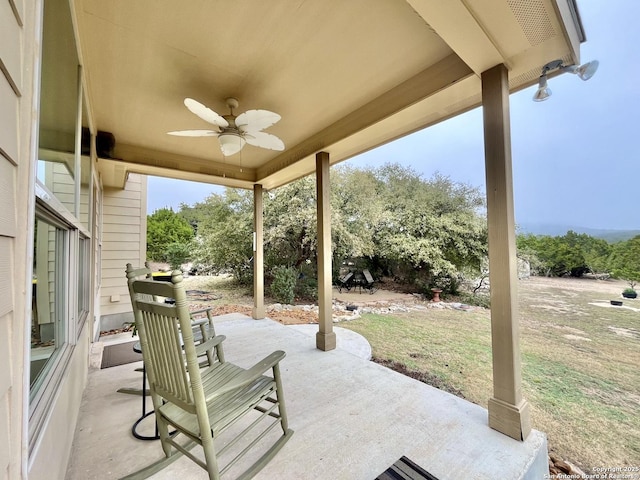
[{"x1": 533, "y1": 59, "x2": 599, "y2": 102}]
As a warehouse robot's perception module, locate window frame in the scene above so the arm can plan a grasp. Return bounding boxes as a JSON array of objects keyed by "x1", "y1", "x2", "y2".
[
  {"x1": 77, "y1": 233, "x2": 90, "y2": 334},
  {"x1": 29, "y1": 198, "x2": 73, "y2": 451},
  {"x1": 28, "y1": 181, "x2": 92, "y2": 452}
]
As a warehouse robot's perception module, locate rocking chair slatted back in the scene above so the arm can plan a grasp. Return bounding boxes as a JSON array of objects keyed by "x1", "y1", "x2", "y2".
[
  {"x1": 126, "y1": 263, "x2": 227, "y2": 369},
  {"x1": 130, "y1": 276, "x2": 199, "y2": 411}
]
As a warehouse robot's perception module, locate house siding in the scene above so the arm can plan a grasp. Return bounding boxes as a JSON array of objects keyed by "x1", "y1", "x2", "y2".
[
  {"x1": 100, "y1": 174, "x2": 147, "y2": 324},
  {"x1": 1, "y1": 0, "x2": 31, "y2": 478},
  {"x1": 0, "y1": 0, "x2": 20, "y2": 166},
  {"x1": 0, "y1": 149, "x2": 17, "y2": 237}
]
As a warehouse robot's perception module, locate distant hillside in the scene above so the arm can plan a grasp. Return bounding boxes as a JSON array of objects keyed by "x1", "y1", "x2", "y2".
[{"x1": 517, "y1": 223, "x2": 640, "y2": 243}]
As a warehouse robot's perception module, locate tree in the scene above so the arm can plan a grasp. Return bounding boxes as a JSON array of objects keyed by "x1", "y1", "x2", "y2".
[
  {"x1": 262, "y1": 167, "x2": 384, "y2": 275},
  {"x1": 608, "y1": 235, "x2": 640, "y2": 288},
  {"x1": 371, "y1": 166, "x2": 487, "y2": 292},
  {"x1": 578, "y1": 233, "x2": 611, "y2": 276},
  {"x1": 329, "y1": 166, "x2": 382, "y2": 262},
  {"x1": 190, "y1": 189, "x2": 254, "y2": 283},
  {"x1": 165, "y1": 242, "x2": 192, "y2": 270},
  {"x1": 146, "y1": 208, "x2": 195, "y2": 262},
  {"x1": 186, "y1": 163, "x2": 488, "y2": 296},
  {"x1": 516, "y1": 231, "x2": 612, "y2": 278},
  {"x1": 263, "y1": 176, "x2": 318, "y2": 270},
  {"x1": 515, "y1": 234, "x2": 545, "y2": 275}
]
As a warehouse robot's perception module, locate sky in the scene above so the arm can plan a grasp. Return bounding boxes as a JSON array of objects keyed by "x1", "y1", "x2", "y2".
[{"x1": 148, "y1": 1, "x2": 639, "y2": 231}]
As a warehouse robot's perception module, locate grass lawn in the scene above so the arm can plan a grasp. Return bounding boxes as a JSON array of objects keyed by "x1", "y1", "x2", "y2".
[{"x1": 340, "y1": 276, "x2": 640, "y2": 472}]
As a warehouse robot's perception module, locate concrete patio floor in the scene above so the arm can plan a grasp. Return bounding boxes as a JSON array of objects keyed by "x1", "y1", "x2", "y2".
[{"x1": 67, "y1": 314, "x2": 548, "y2": 479}]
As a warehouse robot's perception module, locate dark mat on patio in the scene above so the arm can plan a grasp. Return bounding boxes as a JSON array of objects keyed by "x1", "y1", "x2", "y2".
[
  {"x1": 376, "y1": 456, "x2": 439, "y2": 480},
  {"x1": 101, "y1": 341, "x2": 142, "y2": 369}
]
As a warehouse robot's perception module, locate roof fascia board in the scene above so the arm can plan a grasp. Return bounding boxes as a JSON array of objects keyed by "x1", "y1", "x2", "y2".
[{"x1": 550, "y1": 0, "x2": 584, "y2": 65}]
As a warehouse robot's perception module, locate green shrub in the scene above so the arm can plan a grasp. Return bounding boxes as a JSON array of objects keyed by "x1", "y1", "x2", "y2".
[
  {"x1": 270, "y1": 266, "x2": 298, "y2": 304},
  {"x1": 165, "y1": 241, "x2": 191, "y2": 270},
  {"x1": 296, "y1": 276, "x2": 318, "y2": 302},
  {"x1": 295, "y1": 262, "x2": 318, "y2": 301}
]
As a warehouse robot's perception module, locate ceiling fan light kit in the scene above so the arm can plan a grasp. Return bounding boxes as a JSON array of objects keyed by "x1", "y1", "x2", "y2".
[
  {"x1": 168, "y1": 97, "x2": 285, "y2": 157},
  {"x1": 218, "y1": 132, "x2": 246, "y2": 157}
]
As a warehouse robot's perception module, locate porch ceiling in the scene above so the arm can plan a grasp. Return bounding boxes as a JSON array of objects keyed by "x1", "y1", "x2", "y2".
[{"x1": 72, "y1": 0, "x2": 584, "y2": 190}]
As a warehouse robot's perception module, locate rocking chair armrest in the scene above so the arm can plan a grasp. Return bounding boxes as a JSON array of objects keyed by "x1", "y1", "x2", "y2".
[
  {"x1": 205, "y1": 350, "x2": 286, "y2": 401},
  {"x1": 190, "y1": 307, "x2": 214, "y2": 317},
  {"x1": 190, "y1": 317, "x2": 212, "y2": 335},
  {"x1": 194, "y1": 335, "x2": 226, "y2": 356},
  {"x1": 190, "y1": 317, "x2": 210, "y2": 328}
]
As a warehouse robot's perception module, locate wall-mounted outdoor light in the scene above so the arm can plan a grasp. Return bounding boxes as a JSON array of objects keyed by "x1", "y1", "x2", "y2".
[{"x1": 533, "y1": 59, "x2": 599, "y2": 102}]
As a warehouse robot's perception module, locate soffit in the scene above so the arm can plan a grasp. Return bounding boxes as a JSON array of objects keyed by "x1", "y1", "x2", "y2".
[{"x1": 72, "y1": 0, "x2": 584, "y2": 189}]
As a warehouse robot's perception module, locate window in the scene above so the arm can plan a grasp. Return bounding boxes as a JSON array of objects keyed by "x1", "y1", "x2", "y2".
[
  {"x1": 28, "y1": 202, "x2": 75, "y2": 448},
  {"x1": 77, "y1": 234, "x2": 90, "y2": 332},
  {"x1": 30, "y1": 213, "x2": 68, "y2": 397}
]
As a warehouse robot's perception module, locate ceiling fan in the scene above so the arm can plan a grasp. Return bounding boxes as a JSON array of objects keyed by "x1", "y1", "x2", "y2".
[{"x1": 168, "y1": 97, "x2": 285, "y2": 156}]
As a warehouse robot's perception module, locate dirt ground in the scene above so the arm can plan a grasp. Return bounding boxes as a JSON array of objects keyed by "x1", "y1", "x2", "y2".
[
  {"x1": 113, "y1": 272, "x2": 633, "y2": 330},
  {"x1": 333, "y1": 287, "x2": 418, "y2": 304},
  {"x1": 179, "y1": 273, "x2": 634, "y2": 325},
  {"x1": 180, "y1": 274, "x2": 421, "y2": 325},
  {"x1": 519, "y1": 275, "x2": 629, "y2": 295}
]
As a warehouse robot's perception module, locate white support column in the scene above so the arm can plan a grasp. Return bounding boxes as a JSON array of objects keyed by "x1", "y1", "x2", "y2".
[
  {"x1": 252, "y1": 184, "x2": 265, "y2": 319},
  {"x1": 481, "y1": 64, "x2": 532, "y2": 441},
  {"x1": 315, "y1": 152, "x2": 336, "y2": 351}
]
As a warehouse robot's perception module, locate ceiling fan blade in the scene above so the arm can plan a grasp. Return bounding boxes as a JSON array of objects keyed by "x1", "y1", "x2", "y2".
[
  {"x1": 183, "y1": 98, "x2": 229, "y2": 128},
  {"x1": 244, "y1": 131, "x2": 285, "y2": 151},
  {"x1": 167, "y1": 129, "x2": 220, "y2": 137},
  {"x1": 236, "y1": 109, "x2": 281, "y2": 132}
]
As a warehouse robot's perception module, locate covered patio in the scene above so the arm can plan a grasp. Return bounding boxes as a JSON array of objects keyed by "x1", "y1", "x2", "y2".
[
  {"x1": 3, "y1": 0, "x2": 594, "y2": 477},
  {"x1": 67, "y1": 314, "x2": 547, "y2": 479},
  {"x1": 72, "y1": 0, "x2": 590, "y2": 449}
]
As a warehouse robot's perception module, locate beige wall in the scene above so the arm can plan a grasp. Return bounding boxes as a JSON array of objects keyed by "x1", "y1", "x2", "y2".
[
  {"x1": 100, "y1": 173, "x2": 148, "y2": 320},
  {"x1": 28, "y1": 330, "x2": 90, "y2": 480},
  {"x1": 1, "y1": 0, "x2": 36, "y2": 477}
]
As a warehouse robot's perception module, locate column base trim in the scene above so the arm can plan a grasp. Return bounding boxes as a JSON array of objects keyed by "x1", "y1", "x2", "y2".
[
  {"x1": 316, "y1": 331, "x2": 336, "y2": 351},
  {"x1": 488, "y1": 396, "x2": 532, "y2": 441}
]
